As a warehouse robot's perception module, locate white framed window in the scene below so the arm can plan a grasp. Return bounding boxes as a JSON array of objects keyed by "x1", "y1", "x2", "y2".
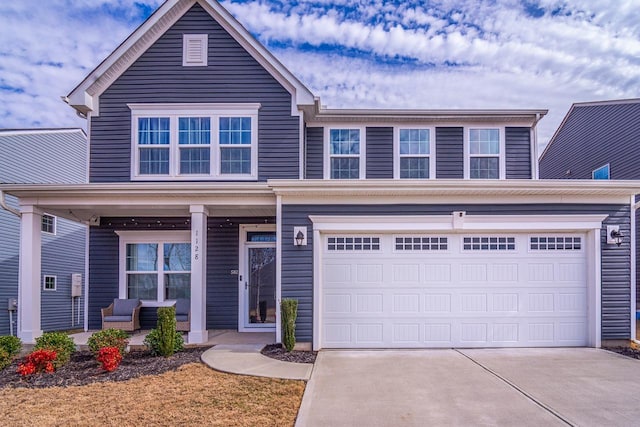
[
  {"x1": 326, "y1": 236, "x2": 380, "y2": 251},
  {"x1": 592, "y1": 164, "x2": 610, "y2": 180},
  {"x1": 43, "y1": 275, "x2": 57, "y2": 291},
  {"x1": 394, "y1": 236, "x2": 447, "y2": 251},
  {"x1": 465, "y1": 127, "x2": 505, "y2": 179},
  {"x1": 183, "y1": 34, "x2": 208, "y2": 66},
  {"x1": 394, "y1": 127, "x2": 435, "y2": 179},
  {"x1": 463, "y1": 236, "x2": 516, "y2": 251},
  {"x1": 117, "y1": 231, "x2": 191, "y2": 304},
  {"x1": 324, "y1": 127, "x2": 366, "y2": 179},
  {"x1": 41, "y1": 214, "x2": 56, "y2": 235},
  {"x1": 129, "y1": 104, "x2": 259, "y2": 180}
]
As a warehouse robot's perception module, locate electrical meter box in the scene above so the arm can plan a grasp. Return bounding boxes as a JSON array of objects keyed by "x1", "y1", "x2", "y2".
[
  {"x1": 71, "y1": 274, "x2": 82, "y2": 297},
  {"x1": 7, "y1": 298, "x2": 17, "y2": 311}
]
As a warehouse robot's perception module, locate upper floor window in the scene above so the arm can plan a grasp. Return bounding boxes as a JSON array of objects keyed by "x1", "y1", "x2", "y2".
[
  {"x1": 129, "y1": 104, "x2": 259, "y2": 181},
  {"x1": 592, "y1": 164, "x2": 610, "y2": 180},
  {"x1": 41, "y1": 214, "x2": 56, "y2": 235},
  {"x1": 325, "y1": 128, "x2": 365, "y2": 179},
  {"x1": 466, "y1": 128, "x2": 504, "y2": 179},
  {"x1": 394, "y1": 128, "x2": 433, "y2": 179}
]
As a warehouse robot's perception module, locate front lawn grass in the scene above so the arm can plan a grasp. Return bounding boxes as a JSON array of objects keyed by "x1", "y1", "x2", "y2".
[{"x1": 0, "y1": 363, "x2": 305, "y2": 426}]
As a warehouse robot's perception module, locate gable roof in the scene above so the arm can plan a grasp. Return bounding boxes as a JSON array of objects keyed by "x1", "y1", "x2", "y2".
[
  {"x1": 65, "y1": 0, "x2": 315, "y2": 116},
  {"x1": 540, "y1": 98, "x2": 640, "y2": 161}
]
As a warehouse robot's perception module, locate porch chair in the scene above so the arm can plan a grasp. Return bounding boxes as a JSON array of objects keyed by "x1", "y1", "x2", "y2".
[
  {"x1": 175, "y1": 298, "x2": 191, "y2": 332},
  {"x1": 101, "y1": 298, "x2": 142, "y2": 331}
]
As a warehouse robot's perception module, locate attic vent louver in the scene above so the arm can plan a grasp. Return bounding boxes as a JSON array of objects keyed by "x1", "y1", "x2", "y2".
[{"x1": 183, "y1": 34, "x2": 208, "y2": 66}]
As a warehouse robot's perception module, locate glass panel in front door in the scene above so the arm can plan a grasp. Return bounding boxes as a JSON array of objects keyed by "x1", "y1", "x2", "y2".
[{"x1": 248, "y1": 247, "x2": 276, "y2": 324}]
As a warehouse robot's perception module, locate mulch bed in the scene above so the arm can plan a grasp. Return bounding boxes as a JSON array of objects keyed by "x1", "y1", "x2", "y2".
[
  {"x1": 261, "y1": 343, "x2": 317, "y2": 363},
  {"x1": 0, "y1": 347, "x2": 206, "y2": 389},
  {"x1": 604, "y1": 346, "x2": 640, "y2": 360}
]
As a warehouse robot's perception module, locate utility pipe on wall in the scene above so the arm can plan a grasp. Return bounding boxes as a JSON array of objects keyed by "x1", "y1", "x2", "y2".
[{"x1": 0, "y1": 190, "x2": 21, "y2": 217}]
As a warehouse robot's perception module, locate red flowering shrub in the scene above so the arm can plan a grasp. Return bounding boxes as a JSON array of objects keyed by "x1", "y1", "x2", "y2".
[
  {"x1": 97, "y1": 346, "x2": 123, "y2": 372},
  {"x1": 17, "y1": 349, "x2": 57, "y2": 377}
]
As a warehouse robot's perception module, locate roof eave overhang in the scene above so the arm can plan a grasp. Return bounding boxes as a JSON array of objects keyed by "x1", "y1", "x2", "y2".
[{"x1": 302, "y1": 102, "x2": 548, "y2": 125}]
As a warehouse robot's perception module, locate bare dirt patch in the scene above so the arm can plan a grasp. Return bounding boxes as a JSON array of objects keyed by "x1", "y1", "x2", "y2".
[
  {"x1": 261, "y1": 344, "x2": 317, "y2": 364},
  {"x1": 604, "y1": 346, "x2": 640, "y2": 360}
]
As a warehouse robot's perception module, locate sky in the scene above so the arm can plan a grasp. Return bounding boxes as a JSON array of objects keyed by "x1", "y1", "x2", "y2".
[{"x1": 0, "y1": 0, "x2": 639, "y2": 152}]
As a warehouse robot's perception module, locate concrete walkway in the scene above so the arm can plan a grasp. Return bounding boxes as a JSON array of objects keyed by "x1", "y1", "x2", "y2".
[
  {"x1": 201, "y1": 344, "x2": 313, "y2": 380},
  {"x1": 297, "y1": 348, "x2": 640, "y2": 427}
]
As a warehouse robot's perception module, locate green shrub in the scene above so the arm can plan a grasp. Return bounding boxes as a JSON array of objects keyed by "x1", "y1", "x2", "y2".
[
  {"x1": 0, "y1": 348, "x2": 11, "y2": 370},
  {"x1": 34, "y1": 332, "x2": 76, "y2": 368},
  {"x1": 0, "y1": 335, "x2": 22, "y2": 358},
  {"x1": 144, "y1": 307, "x2": 183, "y2": 357},
  {"x1": 87, "y1": 329, "x2": 129, "y2": 355},
  {"x1": 281, "y1": 299, "x2": 298, "y2": 352}
]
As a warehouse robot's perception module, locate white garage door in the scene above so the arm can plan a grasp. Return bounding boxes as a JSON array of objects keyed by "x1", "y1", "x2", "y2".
[{"x1": 321, "y1": 233, "x2": 588, "y2": 348}]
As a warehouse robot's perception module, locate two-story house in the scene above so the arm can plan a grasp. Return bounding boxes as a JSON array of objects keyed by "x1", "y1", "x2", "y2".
[
  {"x1": 0, "y1": 128, "x2": 87, "y2": 336},
  {"x1": 540, "y1": 98, "x2": 640, "y2": 337},
  {"x1": 2, "y1": 0, "x2": 638, "y2": 350}
]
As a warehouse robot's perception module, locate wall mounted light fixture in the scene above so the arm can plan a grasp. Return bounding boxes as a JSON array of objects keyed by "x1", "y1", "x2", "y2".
[
  {"x1": 607, "y1": 225, "x2": 623, "y2": 247},
  {"x1": 294, "y1": 226, "x2": 307, "y2": 246}
]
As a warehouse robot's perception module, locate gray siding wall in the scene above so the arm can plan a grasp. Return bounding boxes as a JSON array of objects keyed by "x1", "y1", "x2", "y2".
[
  {"x1": 41, "y1": 219, "x2": 87, "y2": 331},
  {"x1": 305, "y1": 127, "x2": 324, "y2": 179},
  {"x1": 540, "y1": 103, "x2": 640, "y2": 180},
  {"x1": 435, "y1": 127, "x2": 464, "y2": 178},
  {"x1": 0, "y1": 196, "x2": 19, "y2": 335},
  {"x1": 282, "y1": 203, "x2": 631, "y2": 344},
  {"x1": 88, "y1": 227, "x2": 121, "y2": 330},
  {"x1": 366, "y1": 127, "x2": 393, "y2": 179},
  {"x1": 505, "y1": 127, "x2": 532, "y2": 179},
  {"x1": 90, "y1": 4, "x2": 299, "y2": 182}
]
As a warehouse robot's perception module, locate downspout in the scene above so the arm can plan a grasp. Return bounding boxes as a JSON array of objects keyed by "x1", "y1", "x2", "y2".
[
  {"x1": 0, "y1": 190, "x2": 21, "y2": 217},
  {"x1": 632, "y1": 197, "x2": 640, "y2": 342}
]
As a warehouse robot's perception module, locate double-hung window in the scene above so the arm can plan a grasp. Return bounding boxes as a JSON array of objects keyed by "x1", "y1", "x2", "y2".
[
  {"x1": 41, "y1": 214, "x2": 56, "y2": 235},
  {"x1": 395, "y1": 128, "x2": 433, "y2": 179},
  {"x1": 468, "y1": 128, "x2": 503, "y2": 179},
  {"x1": 130, "y1": 104, "x2": 259, "y2": 180},
  {"x1": 118, "y1": 232, "x2": 191, "y2": 304},
  {"x1": 326, "y1": 128, "x2": 364, "y2": 179}
]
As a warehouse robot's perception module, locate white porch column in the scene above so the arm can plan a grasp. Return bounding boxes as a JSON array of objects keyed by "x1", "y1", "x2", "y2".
[
  {"x1": 18, "y1": 205, "x2": 42, "y2": 343},
  {"x1": 188, "y1": 205, "x2": 208, "y2": 344}
]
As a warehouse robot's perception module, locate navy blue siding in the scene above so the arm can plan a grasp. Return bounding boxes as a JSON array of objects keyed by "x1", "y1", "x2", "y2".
[
  {"x1": 505, "y1": 127, "x2": 532, "y2": 179},
  {"x1": 305, "y1": 127, "x2": 324, "y2": 179},
  {"x1": 90, "y1": 4, "x2": 299, "y2": 183},
  {"x1": 88, "y1": 218, "x2": 190, "y2": 329},
  {"x1": 540, "y1": 102, "x2": 640, "y2": 180},
  {"x1": 366, "y1": 127, "x2": 393, "y2": 179},
  {"x1": 282, "y1": 203, "x2": 631, "y2": 344},
  {"x1": 435, "y1": 127, "x2": 464, "y2": 178}
]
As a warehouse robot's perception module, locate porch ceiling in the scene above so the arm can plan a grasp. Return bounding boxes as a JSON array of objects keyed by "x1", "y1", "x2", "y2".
[{"x1": 1, "y1": 182, "x2": 276, "y2": 223}]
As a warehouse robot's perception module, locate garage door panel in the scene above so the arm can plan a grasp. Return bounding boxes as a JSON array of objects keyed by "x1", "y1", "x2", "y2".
[{"x1": 322, "y1": 233, "x2": 588, "y2": 348}]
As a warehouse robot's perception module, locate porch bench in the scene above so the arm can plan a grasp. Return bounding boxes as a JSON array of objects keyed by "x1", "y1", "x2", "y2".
[
  {"x1": 102, "y1": 298, "x2": 141, "y2": 331},
  {"x1": 175, "y1": 298, "x2": 190, "y2": 332}
]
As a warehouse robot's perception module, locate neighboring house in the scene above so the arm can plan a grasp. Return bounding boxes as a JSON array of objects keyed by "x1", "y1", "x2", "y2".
[
  {"x1": 2, "y1": 0, "x2": 638, "y2": 350},
  {"x1": 539, "y1": 98, "x2": 640, "y2": 320},
  {"x1": 0, "y1": 129, "x2": 87, "y2": 336}
]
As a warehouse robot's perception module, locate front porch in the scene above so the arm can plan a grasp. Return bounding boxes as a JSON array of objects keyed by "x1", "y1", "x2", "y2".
[{"x1": 70, "y1": 329, "x2": 275, "y2": 349}]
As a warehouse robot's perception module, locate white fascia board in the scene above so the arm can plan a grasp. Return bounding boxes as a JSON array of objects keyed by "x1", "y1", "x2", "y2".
[
  {"x1": 309, "y1": 214, "x2": 608, "y2": 233},
  {"x1": 67, "y1": 0, "x2": 314, "y2": 115}
]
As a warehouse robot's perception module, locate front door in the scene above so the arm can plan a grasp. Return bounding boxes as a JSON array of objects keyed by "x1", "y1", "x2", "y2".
[{"x1": 240, "y1": 225, "x2": 276, "y2": 331}]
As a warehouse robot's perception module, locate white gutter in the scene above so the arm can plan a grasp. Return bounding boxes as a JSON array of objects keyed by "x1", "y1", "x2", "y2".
[{"x1": 0, "y1": 190, "x2": 20, "y2": 217}]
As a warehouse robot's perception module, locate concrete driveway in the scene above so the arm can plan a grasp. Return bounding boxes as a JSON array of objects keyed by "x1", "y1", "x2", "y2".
[{"x1": 296, "y1": 348, "x2": 640, "y2": 426}]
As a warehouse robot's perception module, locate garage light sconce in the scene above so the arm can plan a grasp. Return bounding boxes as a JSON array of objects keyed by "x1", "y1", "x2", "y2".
[
  {"x1": 607, "y1": 225, "x2": 623, "y2": 246},
  {"x1": 294, "y1": 227, "x2": 307, "y2": 246}
]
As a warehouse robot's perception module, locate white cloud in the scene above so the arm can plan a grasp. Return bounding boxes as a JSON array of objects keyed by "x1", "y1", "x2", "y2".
[{"x1": 0, "y1": 0, "x2": 638, "y2": 152}]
